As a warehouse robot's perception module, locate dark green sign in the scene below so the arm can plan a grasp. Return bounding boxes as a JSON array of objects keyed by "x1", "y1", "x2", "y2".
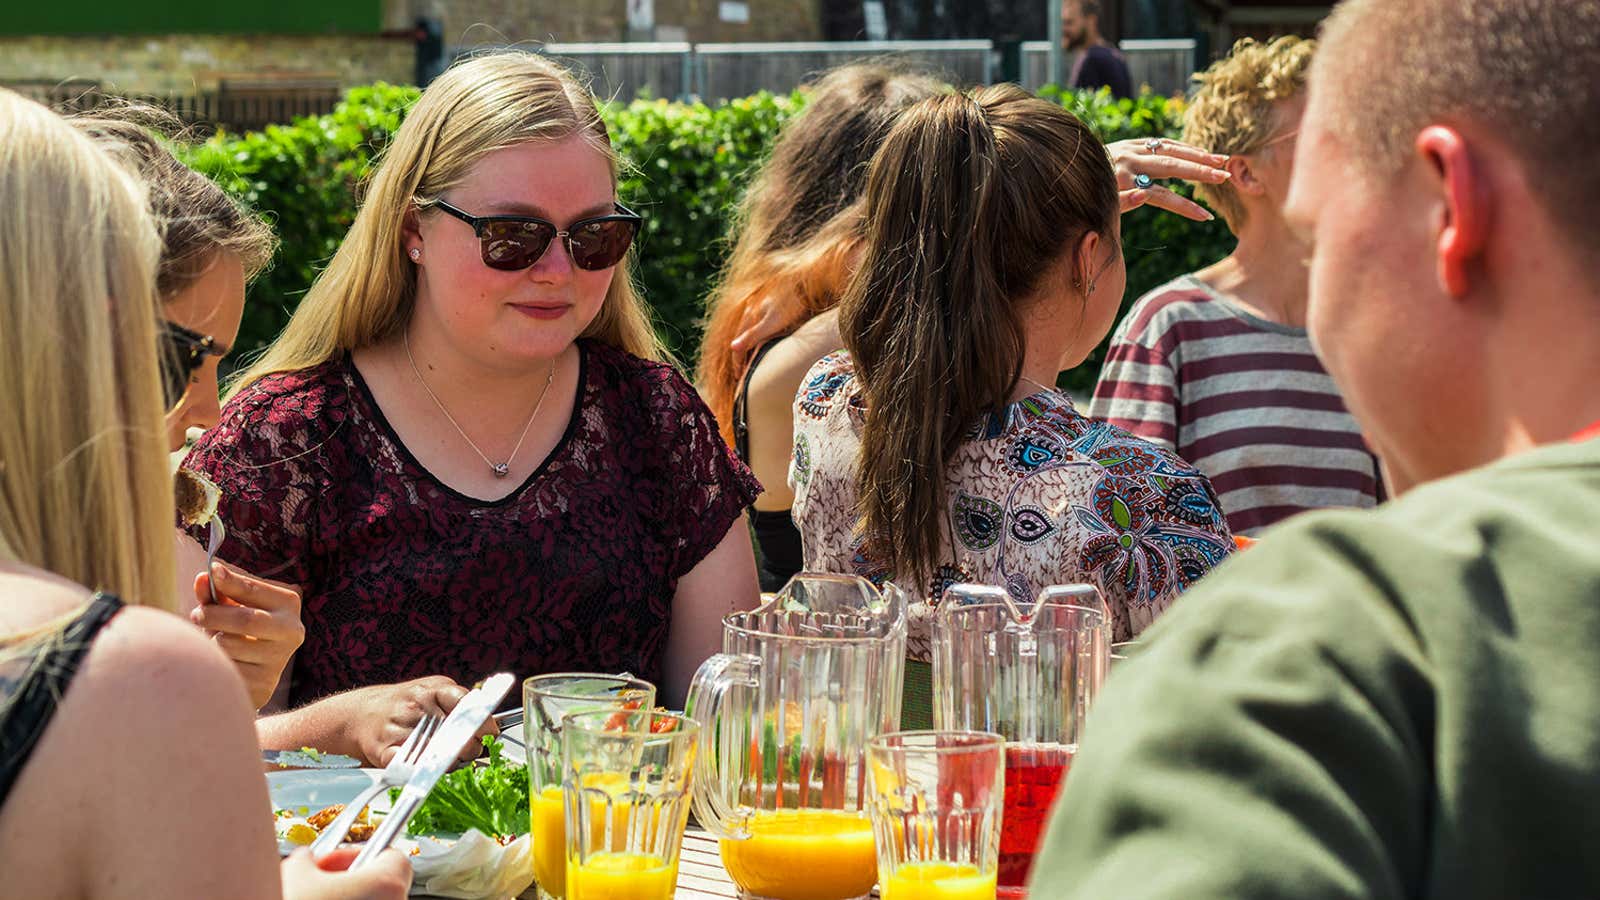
[{"x1": 5, "y1": 1, "x2": 383, "y2": 35}]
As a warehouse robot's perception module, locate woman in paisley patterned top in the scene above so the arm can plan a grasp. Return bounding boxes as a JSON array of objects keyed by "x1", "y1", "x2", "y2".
[
  {"x1": 185, "y1": 54, "x2": 761, "y2": 709},
  {"x1": 790, "y1": 86, "x2": 1235, "y2": 686}
]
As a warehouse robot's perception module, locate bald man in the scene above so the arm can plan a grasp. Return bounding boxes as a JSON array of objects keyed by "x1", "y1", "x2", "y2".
[{"x1": 1032, "y1": 0, "x2": 1600, "y2": 896}]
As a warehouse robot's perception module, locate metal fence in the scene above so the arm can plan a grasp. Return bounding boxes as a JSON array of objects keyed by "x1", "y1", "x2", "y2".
[
  {"x1": 530, "y1": 39, "x2": 1195, "y2": 104},
  {"x1": 3, "y1": 77, "x2": 343, "y2": 132},
  {"x1": 9, "y1": 37, "x2": 1197, "y2": 133},
  {"x1": 694, "y1": 40, "x2": 993, "y2": 99},
  {"x1": 531, "y1": 42, "x2": 694, "y2": 103},
  {"x1": 1021, "y1": 39, "x2": 1196, "y2": 96},
  {"x1": 510, "y1": 39, "x2": 995, "y2": 102}
]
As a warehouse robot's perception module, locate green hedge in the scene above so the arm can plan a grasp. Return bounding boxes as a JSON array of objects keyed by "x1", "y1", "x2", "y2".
[{"x1": 182, "y1": 83, "x2": 1234, "y2": 394}]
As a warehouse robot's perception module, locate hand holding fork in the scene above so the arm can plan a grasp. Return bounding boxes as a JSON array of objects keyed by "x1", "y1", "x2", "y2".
[{"x1": 310, "y1": 714, "x2": 442, "y2": 860}]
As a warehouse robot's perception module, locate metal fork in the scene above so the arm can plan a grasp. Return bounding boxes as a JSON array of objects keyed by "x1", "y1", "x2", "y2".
[
  {"x1": 309, "y1": 713, "x2": 442, "y2": 859},
  {"x1": 205, "y1": 516, "x2": 226, "y2": 605}
]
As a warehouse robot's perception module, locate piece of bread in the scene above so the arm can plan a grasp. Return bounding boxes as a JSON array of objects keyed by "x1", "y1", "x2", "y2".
[{"x1": 174, "y1": 467, "x2": 220, "y2": 527}]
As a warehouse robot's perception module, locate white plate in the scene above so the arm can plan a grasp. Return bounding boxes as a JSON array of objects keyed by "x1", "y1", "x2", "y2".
[
  {"x1": 496, "y1": 733, "x2": 527, "y2": 766},
  {"x1": 267, "y1": 768, "x2": 533, "y2": 900},
  {"x1": 270, "y1": 768, "x2": 392, "y2": 818}
]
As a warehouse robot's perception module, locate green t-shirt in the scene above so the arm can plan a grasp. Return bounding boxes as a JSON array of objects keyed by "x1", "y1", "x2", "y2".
[{"x1": 1031, "y1": 437, "x2": 1600, "y2": 899}]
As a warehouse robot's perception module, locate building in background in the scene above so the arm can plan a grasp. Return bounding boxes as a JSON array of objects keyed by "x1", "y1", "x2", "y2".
[
  {"x1": 1, "y1": 2, "x2": 413, "y2": 96},
  {"x1": 1, "y1": 0, "x2": 1331, "y2": 131},
  {"x1": 0, "y1": 0, "x2": 826, "y2": 102}
]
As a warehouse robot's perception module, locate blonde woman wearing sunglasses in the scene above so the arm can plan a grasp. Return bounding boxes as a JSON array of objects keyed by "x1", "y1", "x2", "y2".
[
  {"x1": 184, "y1": 53, "x2": 761, "y2": 712},
  {"x1": 0, "y1": 88, "x2": 410, "y2": 900}
]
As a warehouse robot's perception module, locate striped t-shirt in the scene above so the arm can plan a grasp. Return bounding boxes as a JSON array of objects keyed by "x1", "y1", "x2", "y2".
[{"x1": 1089, "y1": 275, "x2": 1381, "y2": 535}]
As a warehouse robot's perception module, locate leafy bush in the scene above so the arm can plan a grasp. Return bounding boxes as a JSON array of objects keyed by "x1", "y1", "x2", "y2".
[
  {"x1": 182, "y1": 84, "x2": 417, "y2": 368},
  {"x1": 607, "y1": 92, "x2": 795, "y2": 359},
  {"x1": 182, "y1": 83, "x2": 1233, "y2": 393}
]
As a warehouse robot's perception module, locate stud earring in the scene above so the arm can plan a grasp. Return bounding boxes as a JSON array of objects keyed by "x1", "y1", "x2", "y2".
[{"x1": 409, "y1": 248, "x2": 421, "y2": 261}]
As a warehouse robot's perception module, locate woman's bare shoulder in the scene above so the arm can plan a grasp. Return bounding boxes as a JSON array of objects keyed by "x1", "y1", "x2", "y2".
[
  {"x1": 18, "y1": 605, "x2": 275, "y2": 897},
  {"x1": 748, "y1": 310, "x2": 843, "y2": 407},
  {"x1": 0, "y1": 564, "x2": 93, "y2": 633}
]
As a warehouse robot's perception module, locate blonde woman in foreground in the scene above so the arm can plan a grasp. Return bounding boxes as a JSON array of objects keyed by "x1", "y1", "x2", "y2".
[
  {"x1": 77, "y1": 114, "x2": 488, "y2": 767},
  {"x1": 0, "y1": 90, "x2": 409, "y2": 899}
]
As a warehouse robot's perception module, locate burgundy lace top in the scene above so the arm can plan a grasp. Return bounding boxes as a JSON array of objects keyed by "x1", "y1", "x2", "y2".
[{"x1": 183, "y1": 340, "x2": 761, "y2": 705}]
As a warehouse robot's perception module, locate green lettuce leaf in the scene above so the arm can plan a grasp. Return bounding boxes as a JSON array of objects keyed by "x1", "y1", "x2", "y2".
[{"x1": 391, "y1": 735, "x2": 530, "y2": 838}]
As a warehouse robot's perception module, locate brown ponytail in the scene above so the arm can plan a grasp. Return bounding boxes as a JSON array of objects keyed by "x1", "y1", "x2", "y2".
[{"x1": 840, "y1": 83, "x2": 1118, "y2": 585}]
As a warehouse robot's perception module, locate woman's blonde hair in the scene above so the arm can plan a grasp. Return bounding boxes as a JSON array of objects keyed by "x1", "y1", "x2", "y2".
[
  {"x1": 697, "y1": 63, "x2": 943, "y2": 443},
  {"x1": 1182, "y1": 36, "x2": 1315, "y2": 229},
  {"x1": 0, "y1": 90, "x2": 175, "y2": 625},
  {"x1": 842, "y1": 84, "x2": 1118, "y2": 586},
  {"x1": 231, "y1": 52, "x2": 660, "y2": 397}
]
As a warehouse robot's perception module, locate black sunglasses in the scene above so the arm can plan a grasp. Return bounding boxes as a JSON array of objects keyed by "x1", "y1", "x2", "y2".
[
  {"x1": 429, "y1": 200, "x2": 642, "y2": 272},
  {"x1": 159, "y1": 320, "x2": 223, "y2": 411}
]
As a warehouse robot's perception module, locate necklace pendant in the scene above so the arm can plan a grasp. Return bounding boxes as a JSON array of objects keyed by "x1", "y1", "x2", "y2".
[{"x1": 491, "y1": 462, "x2": 511, "y2": 478}]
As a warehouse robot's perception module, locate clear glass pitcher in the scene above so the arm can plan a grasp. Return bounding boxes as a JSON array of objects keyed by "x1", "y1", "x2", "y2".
[
  {"x1": 685, "y1": 573, "x2": 907, "y2": 900},
  {"x1": 931, "y1": 583, "x2": 1109, "y2": 897}
]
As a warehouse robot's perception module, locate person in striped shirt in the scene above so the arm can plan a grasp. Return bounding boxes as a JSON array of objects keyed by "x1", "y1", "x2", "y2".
[{"x1": 1089, "y1": 36, "x2": 1381, "y2": 535}]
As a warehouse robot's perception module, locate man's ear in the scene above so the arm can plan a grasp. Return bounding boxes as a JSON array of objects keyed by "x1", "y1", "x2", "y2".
[{"x1": 1416, "y1": 125, "x2": 1490, "y2": 298}]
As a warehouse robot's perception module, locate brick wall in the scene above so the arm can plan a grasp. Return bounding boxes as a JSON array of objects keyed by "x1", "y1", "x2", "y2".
[
  {"x1": 423, "y1": 0, "x2": 629, "y2": 45},
  {"x1": 0, "y1": 34, "x2": 412, "y2": 94},
  {"x1": 651, "y1": 0, "x2": 822, "y2": 42},
  {"x1": 424, "y1": 0, "x2": 822, "y2": 46}
]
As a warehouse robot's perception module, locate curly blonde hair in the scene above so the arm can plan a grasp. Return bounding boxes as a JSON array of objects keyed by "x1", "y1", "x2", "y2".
[{"x1": 1182, "y1": 36, "x2": 1315, "y2": 229}]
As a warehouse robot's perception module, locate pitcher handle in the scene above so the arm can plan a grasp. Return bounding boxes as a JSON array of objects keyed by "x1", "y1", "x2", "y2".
[{"x1": 684, "y1": 652, "x2": 760, "y2": 841}]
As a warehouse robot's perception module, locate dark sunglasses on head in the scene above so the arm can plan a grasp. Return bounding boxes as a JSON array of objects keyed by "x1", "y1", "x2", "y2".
[
  {"x1": 159, "y1": 320, "x2": 224, "y2": 411},
  {"x1": 429, "y1": 200, "x2": 642, "y2": 272}
]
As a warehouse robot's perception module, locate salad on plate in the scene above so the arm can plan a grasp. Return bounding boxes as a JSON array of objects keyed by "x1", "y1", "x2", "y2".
[{"x1": 269, "y1": 737, "x2": 533, "y2": 900}]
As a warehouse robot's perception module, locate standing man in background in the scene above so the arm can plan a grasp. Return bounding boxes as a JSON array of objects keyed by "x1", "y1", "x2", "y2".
[{"x1": 1063, "y1": 0, "x2": 1134, "y2": 98}]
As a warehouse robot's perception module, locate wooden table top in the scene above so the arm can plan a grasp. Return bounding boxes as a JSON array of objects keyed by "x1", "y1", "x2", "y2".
[
  {"x1": 496, "y1": 828, "x2": 737, "y2": 900},
  {"x1": 676, "y1": 829, "x2": 740, "y2": 899}
]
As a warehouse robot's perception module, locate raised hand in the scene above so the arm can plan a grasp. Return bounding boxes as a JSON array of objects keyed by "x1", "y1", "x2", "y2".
[{"x1": 1107, "y1": 137, "x2": 1232, "y2": 221}]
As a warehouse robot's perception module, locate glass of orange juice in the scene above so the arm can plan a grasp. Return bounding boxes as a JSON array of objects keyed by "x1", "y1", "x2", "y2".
[
  {"x1": 560, "y1": 709, "x2": 699, "y2": 900},
  {"x1": 524, "y1": 674, "x2": 656, "y2": 900},
  {"x1": 867, "y1": 731, "x2": 1005, "y2": 900}
]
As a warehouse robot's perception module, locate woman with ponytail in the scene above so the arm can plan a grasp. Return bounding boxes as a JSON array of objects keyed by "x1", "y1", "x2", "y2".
[{"x1": 790, "y1": 86, "x2": 1234, "y2": 722}]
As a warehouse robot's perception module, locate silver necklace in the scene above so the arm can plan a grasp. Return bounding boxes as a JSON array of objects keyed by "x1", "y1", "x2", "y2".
[{"x1": 403, "y1": 331, "x2": 555, "y2": 478}]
